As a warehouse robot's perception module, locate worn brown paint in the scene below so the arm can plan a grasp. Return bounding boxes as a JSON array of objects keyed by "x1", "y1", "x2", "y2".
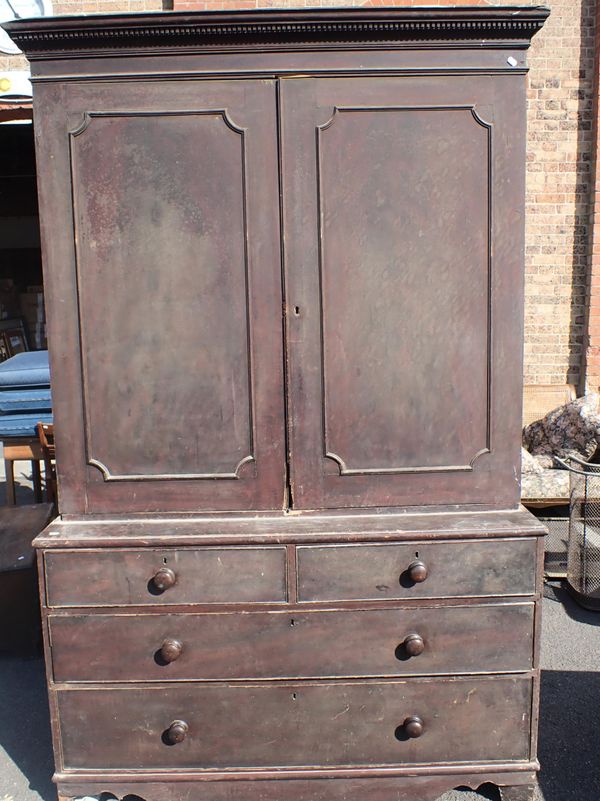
[
  {"x1": 57, "y1": 677, "x2": 532, "y2": 769},
  {"x1": 49, "y1": 602, "x2": 534, "y2": 682},
  {"x1": 44, "y1": 546, "x2": 288, "y2": 606},
  {"x1": 3, "y1": 7, "x2": 548, "y2": 801},
  {"x1": 296, "y1": 539, "x2": 537, "y2": 601}
]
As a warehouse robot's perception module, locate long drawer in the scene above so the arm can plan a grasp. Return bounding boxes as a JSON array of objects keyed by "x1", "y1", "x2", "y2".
[
  {"x1": 44, "y1": 547, "x2": 287, "y2": 607},
  {"x1": 297, "y1": 539, "x2": 537, "y2": 601},
  {"x1": 49, "y1": 602, "x2": 534, "y2": 682},
  {"x1": 57, "y1": 676, "x2": 531, "y2": 769}
]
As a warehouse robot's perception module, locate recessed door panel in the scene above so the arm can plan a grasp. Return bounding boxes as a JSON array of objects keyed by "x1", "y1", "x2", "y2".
[
  {"x1": 72, "y1": 111, "x2": 253, "y2": 480},
  {"x1": 318, "y1": 106, "x2": 489, "y2": 475}
]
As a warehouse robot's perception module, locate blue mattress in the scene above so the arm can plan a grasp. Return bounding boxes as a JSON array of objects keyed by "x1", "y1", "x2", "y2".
[
  {"x1": 0, "y1": 388, "x2": 52, "y2": 414},
  {"x1": 0, "y1": 352, "x2": 53, "y2": 438},
  {"x1": 0, "y1": 351, "x2": 50, "y2": 389},
  {"x1": 0, "y1": 412, "x2": 53, "y2": 438}
]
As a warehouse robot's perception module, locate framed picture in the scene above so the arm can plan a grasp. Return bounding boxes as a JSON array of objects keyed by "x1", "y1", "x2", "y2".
[{"x1": 0, "y1": 318, "x2": 28, "y2": 362}]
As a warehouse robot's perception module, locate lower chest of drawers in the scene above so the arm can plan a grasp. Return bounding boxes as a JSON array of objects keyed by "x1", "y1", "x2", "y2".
[{"x1": 40, "y1": 536, "x2": 540, "y2": 774}]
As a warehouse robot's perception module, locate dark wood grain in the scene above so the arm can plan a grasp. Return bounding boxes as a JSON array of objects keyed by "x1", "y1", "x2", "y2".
[
  {"x1": 48, "y1": 602, "x2": 534, "y2": 682},
  {"x1": 57, "y1": 676, "x2": 532, "y2": 770},
  {"x1": 297, "y1": 539, "x2": 536, "y2": 601},
  {"x1": 44, "y1": 547, "x2": 287, "y2": 607}
]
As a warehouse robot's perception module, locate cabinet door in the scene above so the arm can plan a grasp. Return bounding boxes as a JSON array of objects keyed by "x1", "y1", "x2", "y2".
[
  {"x1": 34, "y1": 80, "x2": 285, "y2": 513},
  {"x1": 280, "y1": 77, "x2": 525, "y2": 510}
]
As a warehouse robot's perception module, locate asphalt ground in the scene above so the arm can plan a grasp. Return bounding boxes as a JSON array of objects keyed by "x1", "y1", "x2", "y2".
[{"x1": 0, "y1": 462, "x2": 598, "y2": 800}]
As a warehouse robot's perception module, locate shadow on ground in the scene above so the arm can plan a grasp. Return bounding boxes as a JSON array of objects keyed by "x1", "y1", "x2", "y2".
[
  {"x1": 0, "y1": 656, "x2": 55, "y2": 800},
  {"x1": 0, "y1": 470, "x2": 38, "y2": 507},
  {"x1": 546, "y1": 582, "x2": 600, "y2": 627},
  {"x1": 538, "y1": 669, "x2": 600, "y2": 801}
]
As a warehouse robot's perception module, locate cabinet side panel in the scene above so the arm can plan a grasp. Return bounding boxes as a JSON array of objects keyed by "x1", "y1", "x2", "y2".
[{"x1": 33, "y1": 82, "x2": 87, "y2": 514}]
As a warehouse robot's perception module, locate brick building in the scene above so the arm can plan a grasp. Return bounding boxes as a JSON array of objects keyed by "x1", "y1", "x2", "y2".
[{"x1": 1, "y1": 0, "x2": 598, "y2": 393}]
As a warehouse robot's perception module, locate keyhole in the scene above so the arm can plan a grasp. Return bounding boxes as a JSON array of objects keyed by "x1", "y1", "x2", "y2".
[{"x1": 294, "y1": 306, "x2": 300, "y2": 316}]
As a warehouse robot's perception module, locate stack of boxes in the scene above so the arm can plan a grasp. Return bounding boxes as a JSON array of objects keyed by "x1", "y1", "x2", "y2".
[
  {"x1": 0, "y1": 279, "x2": 21, "y2": 320},
  {"x1": 19, "y1": 286, "x2": 47, "y2": 350}
]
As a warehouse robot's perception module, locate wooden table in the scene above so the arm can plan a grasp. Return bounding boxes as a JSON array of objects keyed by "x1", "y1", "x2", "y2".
[{"x1": 2, "y1": 437, "x2": 44, "y2": 505}]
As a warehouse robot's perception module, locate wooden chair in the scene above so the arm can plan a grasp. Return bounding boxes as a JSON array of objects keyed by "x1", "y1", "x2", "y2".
[
  {"x1": 36, "y1": 422, "x2": 56, "y2": 506},
  {"x1": 2, "y1": 437, "x2": 43, "y2": 505}
]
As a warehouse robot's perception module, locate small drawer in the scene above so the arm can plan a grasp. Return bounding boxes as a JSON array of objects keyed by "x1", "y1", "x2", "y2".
[
  {"x1": 44, "y1": 547, "x2": 287, "y2": 607},
  {"x1": 297, "y1": 539, "x2": 537, "y2": 602},
  {"x1": 57, "y1": 676, "x2": 532, "y2": 770},
  {"x1": 49, "y1": 602, "x2": 534, "y2": 682}
]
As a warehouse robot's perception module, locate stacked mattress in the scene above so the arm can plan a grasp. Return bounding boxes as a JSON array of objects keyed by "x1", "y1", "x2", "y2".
[{"x1": 0, "y1": 351, "x2": 52, "y2": 438}]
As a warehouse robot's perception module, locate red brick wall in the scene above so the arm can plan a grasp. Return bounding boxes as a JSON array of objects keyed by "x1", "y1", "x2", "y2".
[
  {"x1": 524, "y1": 0, "x2": 595, "y2": 389},
  {"x1": 584, "y1": 0, "x2": 600, "y2": 391}
]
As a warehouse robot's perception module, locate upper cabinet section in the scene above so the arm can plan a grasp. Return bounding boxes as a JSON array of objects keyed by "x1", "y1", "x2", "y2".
[{"x1": 6, "y1": 8, "x2": 548, "y2": 515}]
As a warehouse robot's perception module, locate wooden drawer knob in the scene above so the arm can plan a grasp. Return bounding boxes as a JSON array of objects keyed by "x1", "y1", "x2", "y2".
[
  {"x1": 407, "y1": 560, "x2": 428, "y2": 583},
  {"x1": 403, "y1": 633, "x2": 425, "y2": 657},
  {"x1": 165, "y1": 720, "x2": 188, "y2": 745},
  {"x1": 403, "y1": 715, "x2": 425, "y2": 738},
  {"x1": 152, "y1": 567, "x2": 177, "y2": 592},
  {"x1": 160, "y1": 638, "x2": 183, "y2": 663}
]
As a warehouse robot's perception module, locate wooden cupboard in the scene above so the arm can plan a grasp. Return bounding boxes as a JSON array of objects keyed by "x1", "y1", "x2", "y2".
[{"x1": 5, "y1": 6, "x2": 548, "y2": 801}]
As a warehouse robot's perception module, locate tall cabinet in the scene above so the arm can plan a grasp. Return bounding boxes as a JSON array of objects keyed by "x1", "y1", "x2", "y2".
[{"x1": 6, "y1": 7, "x2": 548, "y2": 801}]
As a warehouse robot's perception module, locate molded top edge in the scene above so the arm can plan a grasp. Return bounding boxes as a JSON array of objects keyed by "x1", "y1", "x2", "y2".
[{"x1": 3, "y1": 6, "x2": 550, "y2": 58}]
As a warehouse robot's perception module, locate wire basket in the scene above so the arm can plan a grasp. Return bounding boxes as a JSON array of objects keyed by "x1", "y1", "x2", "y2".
[{"x1": 556, "y1": 455, "x2": 600, "y2": 610}]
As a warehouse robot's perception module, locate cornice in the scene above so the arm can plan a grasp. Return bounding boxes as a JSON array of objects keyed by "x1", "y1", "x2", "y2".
[{"x1": 3, "y1": 6, "x2": 550, "y2": 59}]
